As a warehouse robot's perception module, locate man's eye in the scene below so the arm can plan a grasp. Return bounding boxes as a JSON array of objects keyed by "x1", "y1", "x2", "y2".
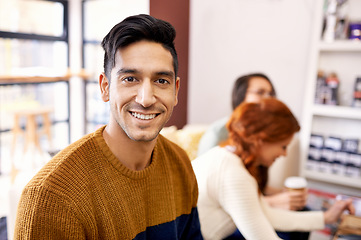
[
  {"x1": 156, "y1": 79, "x2": 170, "y2": 84},
  {"x1": 123, "y1": 77, "x2": 136, "y2": 82}
]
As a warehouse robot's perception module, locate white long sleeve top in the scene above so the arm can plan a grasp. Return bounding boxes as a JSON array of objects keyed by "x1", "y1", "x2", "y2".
[{"x1": 192, "y1": 147, "x2": 325, "y2": 240}]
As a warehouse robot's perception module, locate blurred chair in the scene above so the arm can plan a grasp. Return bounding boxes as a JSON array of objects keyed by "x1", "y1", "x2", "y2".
[
  {"x1": 11, "y1": 106, "x2": 53, "y2": 155},
  {"x1": 161, "y1": 125, "x2": 208, "y2": 161}
]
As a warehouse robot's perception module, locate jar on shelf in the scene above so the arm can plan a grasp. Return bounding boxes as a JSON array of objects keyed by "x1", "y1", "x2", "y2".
[
  {"x1": 325, "y1": 72, "x2": 339, "y2": 105},
  {"x1": 315, "y1": 71, "x2": 327, "y2": 104},
  {"x1": 353, "y1": 77, "x2": 361, "y2": 108},
  {"x1": 349, "y1": 22, "x2": 361, "y2": 40}
]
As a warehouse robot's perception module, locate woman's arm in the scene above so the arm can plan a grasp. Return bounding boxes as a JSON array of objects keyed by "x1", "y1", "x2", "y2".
[
  {"x1": 218, "y1": 158, "x2": 282, "y2": 240},
  {"x1": 264, "y1": 188, "x2": 308, "y2": 211}
]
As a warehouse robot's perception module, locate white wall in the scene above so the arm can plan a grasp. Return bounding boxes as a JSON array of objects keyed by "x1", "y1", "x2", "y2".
[
  {"x1": 188, "y1": 0, "x2": 316, "y2": 125},
  {"x1": 188, "y1": 0, "x2": 317, "y2": 186}
]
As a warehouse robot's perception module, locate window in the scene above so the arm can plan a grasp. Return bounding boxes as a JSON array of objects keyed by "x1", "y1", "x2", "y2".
[{"x1": 0, "y1": 0, "x2": 70, "y2": 174}]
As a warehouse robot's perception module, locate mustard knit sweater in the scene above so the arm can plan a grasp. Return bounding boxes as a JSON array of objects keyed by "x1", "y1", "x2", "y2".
[{"x1": 14, "y1": 126, "x2": 202, "y2": 239}]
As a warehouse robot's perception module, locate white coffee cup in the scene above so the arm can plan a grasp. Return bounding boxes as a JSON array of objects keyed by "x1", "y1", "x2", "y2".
[{"x1": 284, "y1": 176, "x2": 307, "y2": 191}]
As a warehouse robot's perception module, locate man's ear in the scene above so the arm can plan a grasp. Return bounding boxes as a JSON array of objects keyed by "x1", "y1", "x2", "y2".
[
  {"x1": 174, "y1": 77, "x2": 180, "y2": 106},
  {"x1": 99, "y1": 73, "x2": 110, "y2": 102}
]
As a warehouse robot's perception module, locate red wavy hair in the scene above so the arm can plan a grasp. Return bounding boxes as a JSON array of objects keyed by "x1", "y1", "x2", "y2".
[{"x1": 224, "y1": 98, "x2": 300, "y2": 193}]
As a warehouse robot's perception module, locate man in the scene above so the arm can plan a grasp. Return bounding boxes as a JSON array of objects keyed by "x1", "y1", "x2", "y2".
[{"x1": 14, "y1": 14, "x2": 203, "y2": 240}]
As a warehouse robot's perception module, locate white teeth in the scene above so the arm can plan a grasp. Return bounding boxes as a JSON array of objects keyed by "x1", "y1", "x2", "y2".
[{"x1": 132, "y1": 112, "x2": 156, "y2": 120}]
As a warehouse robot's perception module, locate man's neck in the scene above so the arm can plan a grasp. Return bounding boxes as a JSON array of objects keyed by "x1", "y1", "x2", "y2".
[{"x1": 102, "y1": 124, "x2": 157, "y2": 171}]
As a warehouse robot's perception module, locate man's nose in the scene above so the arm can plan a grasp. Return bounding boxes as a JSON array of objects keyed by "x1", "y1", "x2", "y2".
[{"x1": 135, "y1": 81, "x2": 156, "y2": 107}]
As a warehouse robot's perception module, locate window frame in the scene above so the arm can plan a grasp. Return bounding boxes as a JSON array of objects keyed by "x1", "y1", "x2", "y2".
[{"x1": 0, "y1": 0, "x2": 69, "y2": 65}]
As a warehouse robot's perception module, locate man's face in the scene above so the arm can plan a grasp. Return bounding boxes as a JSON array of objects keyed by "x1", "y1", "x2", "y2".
[{"x1": 100, "y1": 40, "x2": 179, "y2": 142}]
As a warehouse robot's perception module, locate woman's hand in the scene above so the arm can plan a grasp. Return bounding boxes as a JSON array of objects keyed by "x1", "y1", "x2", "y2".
[
  {"x1": 324, "y1": 199, "x2": 355, "y2": 225},
  {"x1": 264, "y1": 189, "x2": 308, "y2": 211}
]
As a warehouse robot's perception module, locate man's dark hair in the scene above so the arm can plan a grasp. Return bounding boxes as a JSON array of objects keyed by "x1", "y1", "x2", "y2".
[
  {"x1": 101, "y1": 14, "x2": 178, "y2": 79},
  {"x1": 231, "y1": 73, "x2": 277, "y2": 109}
]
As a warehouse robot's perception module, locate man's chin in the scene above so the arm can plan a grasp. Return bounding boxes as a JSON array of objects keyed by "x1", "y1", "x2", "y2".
[{"x1": 126, "y1": 131, "x2": 160, "y2": 142}]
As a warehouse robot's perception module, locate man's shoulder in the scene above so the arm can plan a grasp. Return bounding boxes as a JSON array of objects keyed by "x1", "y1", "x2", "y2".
[
  {"x1": 58, "y1": 125, "x2": 105, "y2": 158},
  {"x1": 157, "y1": 134, "x2": 190, "y2": 160},
  {"x1": 25, "y1": 129, "x2": 103, "y2": 189},
  {"x1": 156, "y1": 135, "x2": 196, "y2": 175},
  {"x1": 53, "y1": 130, "x2": 99, "y2": 160}
]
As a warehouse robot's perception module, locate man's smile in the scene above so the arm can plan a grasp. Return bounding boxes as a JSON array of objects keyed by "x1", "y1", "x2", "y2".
[{"x1": 130, "y1": 111, "x2": 159, "y2": 120}]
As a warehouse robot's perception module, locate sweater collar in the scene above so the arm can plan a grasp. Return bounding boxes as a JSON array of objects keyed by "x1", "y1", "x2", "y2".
[{"x1": 94, "y1": 125, "x2": 160, "y2": 179}]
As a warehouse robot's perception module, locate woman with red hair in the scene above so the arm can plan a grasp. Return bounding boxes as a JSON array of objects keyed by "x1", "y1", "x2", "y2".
[{"x1": 192, "y1": 98, "x2": 354, "y2": 240}]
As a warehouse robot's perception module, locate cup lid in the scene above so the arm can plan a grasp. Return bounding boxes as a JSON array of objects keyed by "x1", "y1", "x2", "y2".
[{"x1": 284, "y1": 176, "x2": 307, "y2": 189}]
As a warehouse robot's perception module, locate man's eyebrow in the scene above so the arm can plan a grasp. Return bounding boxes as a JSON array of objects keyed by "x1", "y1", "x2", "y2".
[
  {"x1": 116, "y1": 68, "x2": 139, "y2": 76},
  {"x1": 116, "y1": 69, "x2": 175, "y2": 79},
  {"x1": 156, "y1": 71, "x2": 175, "y2": 78}
]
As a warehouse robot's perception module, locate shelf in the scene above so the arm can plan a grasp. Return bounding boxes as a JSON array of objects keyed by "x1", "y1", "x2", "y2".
[
  {"x1": 319, "y1": 40, "x2": 361, "y2": 52},
  {"x1": 0, "y1": 69, "x2": 89, "y2": 85},
  {"x1": 312, "y1": 104, "x2": 361, "y2": 120},
  {"x1": 0, "y1": 75, "x2": 70, "y2": 85},
  {"x1": 300, "y1": 0, "x2": 361, "y2": 192},
  {"x1": 304, "y1": 169, "x2": 361, "y2": 189}
]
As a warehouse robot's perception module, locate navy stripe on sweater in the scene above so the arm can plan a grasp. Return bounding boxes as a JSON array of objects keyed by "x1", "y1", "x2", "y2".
[{"x1": 133, "y1": 207, "x2": 203, "y2": 240}]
